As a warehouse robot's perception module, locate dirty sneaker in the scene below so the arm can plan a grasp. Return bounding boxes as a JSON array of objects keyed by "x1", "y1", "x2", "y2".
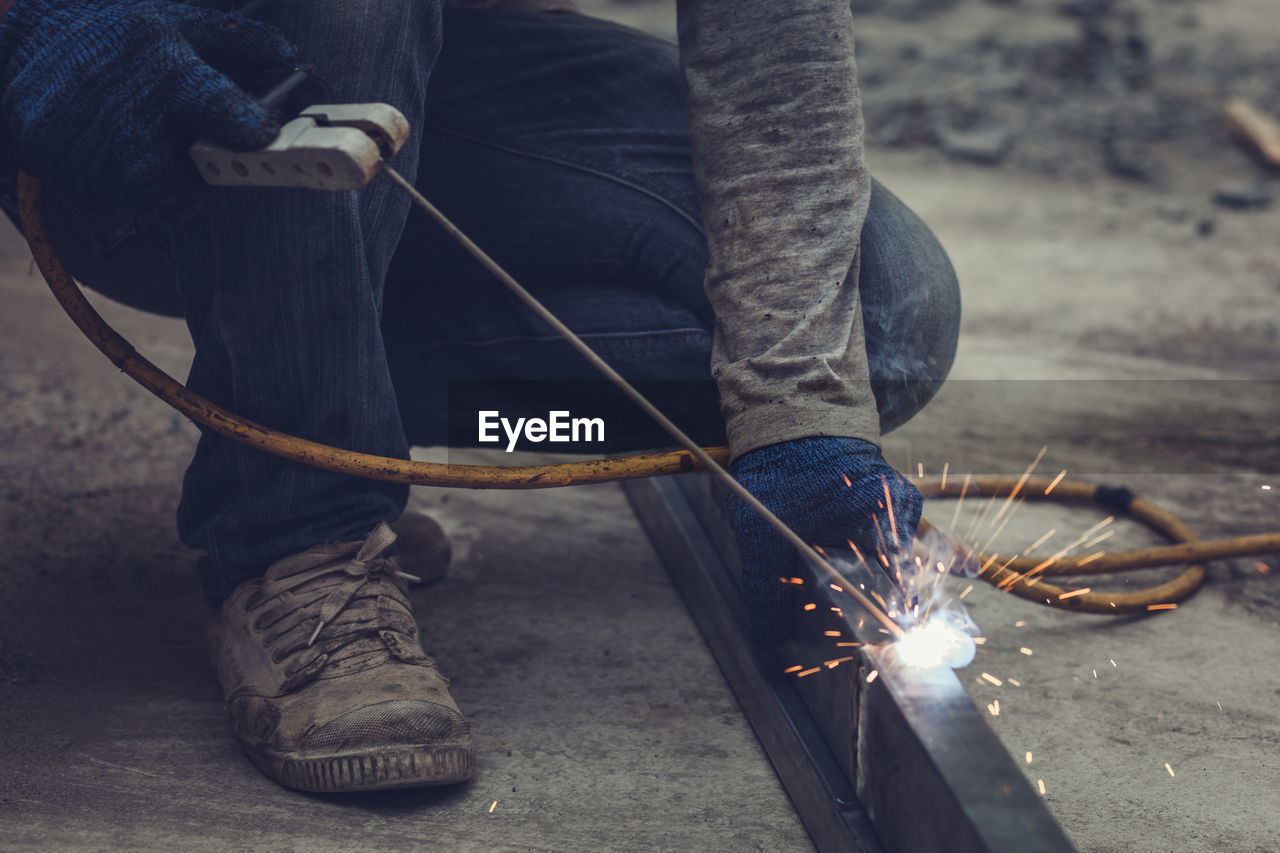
[{"x1": 208, "y1": 522, "x2": 474, "y2": 792}]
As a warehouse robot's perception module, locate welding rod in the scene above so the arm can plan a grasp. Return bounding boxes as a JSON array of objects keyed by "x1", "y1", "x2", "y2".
[{"x1": 379, "y1": 164, "x2": 905, "y2": 638}]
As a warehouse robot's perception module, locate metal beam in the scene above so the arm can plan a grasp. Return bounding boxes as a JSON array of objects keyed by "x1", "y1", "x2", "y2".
[{"x1": 622, "y1": 473, "x2": 1076, "y2": 853}]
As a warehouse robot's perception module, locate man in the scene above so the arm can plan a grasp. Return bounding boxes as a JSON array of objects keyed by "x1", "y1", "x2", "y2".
[{"x1": 0, "y1": 0, "x2": 959, "y2": 791}]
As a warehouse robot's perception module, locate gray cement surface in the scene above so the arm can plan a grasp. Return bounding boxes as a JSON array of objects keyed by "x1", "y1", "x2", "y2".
[
  {"x1": 0, "y1": 239, "x2": 810, "y2": 850},
  {"x1": 4, "y1": 2, "x2": 1280, "y2": 851}
]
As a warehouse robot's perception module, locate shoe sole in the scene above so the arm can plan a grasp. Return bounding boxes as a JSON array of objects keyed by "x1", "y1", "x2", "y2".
[{"x1": 244, "y1": 736, "x2": 475, "y2": 793}]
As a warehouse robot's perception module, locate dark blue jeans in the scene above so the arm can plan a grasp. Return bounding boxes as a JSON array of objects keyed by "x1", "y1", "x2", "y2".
[{"x1": 169, "y1": 5, "x2": 959, "y2": 604}]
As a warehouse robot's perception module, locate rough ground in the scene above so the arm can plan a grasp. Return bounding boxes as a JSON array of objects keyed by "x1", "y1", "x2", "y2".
[{"x1": 3, "y1": 0, "x2": 1280, "y2": 851}]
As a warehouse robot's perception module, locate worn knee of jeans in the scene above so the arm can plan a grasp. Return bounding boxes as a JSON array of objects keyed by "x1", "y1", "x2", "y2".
[{"x1": 859, "y1": 180, "x2": 961, "y2": 434}]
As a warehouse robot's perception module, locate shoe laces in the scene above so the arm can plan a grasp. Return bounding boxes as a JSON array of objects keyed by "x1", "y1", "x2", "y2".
[{"x1": 243, "y1": 522, "x2": 425, "y2": 688}]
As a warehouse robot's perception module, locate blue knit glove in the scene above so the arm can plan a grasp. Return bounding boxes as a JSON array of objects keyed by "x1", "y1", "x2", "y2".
[
  {"x1": 0, "y1": 0, "x2": 298, "y2": 215},
  {"x1": 728, "y1": 437, "x2": 922, "y2": 646}
]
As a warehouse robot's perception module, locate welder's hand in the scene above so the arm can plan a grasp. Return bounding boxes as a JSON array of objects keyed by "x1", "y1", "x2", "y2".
[
  {"x1": 728, "y1": 437, "x2": 922, "y2": 646},
  {"x1": 0, "y1": 0, "x2": 298, "y2": 215}
]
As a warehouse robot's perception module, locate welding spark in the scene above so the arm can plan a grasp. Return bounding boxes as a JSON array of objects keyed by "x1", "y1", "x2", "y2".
[
  {"x1": 1084, "y1": 528, "x2": 1115, "y2": 549},
  {"x1": 1165, "y1": 763, "x2": 1175, "y2": 778},
  {"x1": 866, "y1": 669, "x2": 879, "y2": 683},
  {"x1": 1037, "y1": 779, "x2": 1046, "y2": 796},
  {"x1": 488, "y1": 800, "x2": 498, "y2": 813},
  {"x1": 948, "y1": 473, "x2": 972, "y2": 534},
  {"x1": 1023, "y1": 528, "x2": 1057, "y2": 556},
  {"x1": 883, "y1": 477, "x2": 899, "y2": 544},
  {"x1": 990, "y1": 445, "x2": 1046, "y2": 530},
  {"x1": 1025, "y1": 751, "x2": 1033, "y2": 764},
  {"x1": 891, "y1": 615, "x2": 977, "y2": 669}
]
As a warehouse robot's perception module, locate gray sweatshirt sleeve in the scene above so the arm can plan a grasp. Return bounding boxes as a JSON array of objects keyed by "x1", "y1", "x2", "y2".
[{"x1": 676, "y1": 0, "x2": 879, "y2": 460}]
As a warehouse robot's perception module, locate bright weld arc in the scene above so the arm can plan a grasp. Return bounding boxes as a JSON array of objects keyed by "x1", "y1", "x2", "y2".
[{"x1": 892, "y1": 617, "x2": 977, "y2": 670}]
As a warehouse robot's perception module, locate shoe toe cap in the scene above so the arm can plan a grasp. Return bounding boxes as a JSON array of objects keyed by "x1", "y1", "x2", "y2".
[{"x1": 304, "y1": 699, "x2": 470, "y2": 752}]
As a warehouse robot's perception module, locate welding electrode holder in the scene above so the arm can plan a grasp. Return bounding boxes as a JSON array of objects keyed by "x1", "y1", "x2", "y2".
[{"x1": 15, "y1": 98, "x2": 1280, "y2": 616}]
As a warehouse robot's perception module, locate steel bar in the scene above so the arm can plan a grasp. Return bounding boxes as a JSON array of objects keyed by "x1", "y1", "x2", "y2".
[
  {"x1": 623, "y1": 473, "x2": 1077, "y2": 853},
  {"x1": 623, "y1": 473, "x2": 884, "y2": 853}
]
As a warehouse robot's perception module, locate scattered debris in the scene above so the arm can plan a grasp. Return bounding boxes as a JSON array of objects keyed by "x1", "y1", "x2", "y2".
[
  {"x1": 939, "y1": 125, "x2": 1015, "y2": 165},
  {"x1": 1103, "y1": 138, "x2": 1162, "y2": 183},
  {"x1": 855, "y1": 3, "x2": 1278, "y2": 187},
  {"x1": 1213, "y1": 181, "x2": 1273, "y2": 211}
]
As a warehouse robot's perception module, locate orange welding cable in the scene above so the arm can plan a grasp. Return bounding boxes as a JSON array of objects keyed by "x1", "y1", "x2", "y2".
[{"x1": 16, "y1": 174, "x2": 730, "y2": 489}]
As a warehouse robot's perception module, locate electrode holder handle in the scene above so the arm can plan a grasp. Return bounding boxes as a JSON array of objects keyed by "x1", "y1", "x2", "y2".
[{"x1": 190, "y1": 102, "x2": 409, "y2": 191}]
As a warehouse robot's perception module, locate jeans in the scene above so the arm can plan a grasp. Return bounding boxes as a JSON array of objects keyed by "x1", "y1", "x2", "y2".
[{"x1": 164, "y1": 5, "x2": 960, "y2": 604}]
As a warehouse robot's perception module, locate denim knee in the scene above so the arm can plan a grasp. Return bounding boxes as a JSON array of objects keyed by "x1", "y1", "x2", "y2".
[{"x1": 859, "y1": 179, "x2": 961, "y2": 434}]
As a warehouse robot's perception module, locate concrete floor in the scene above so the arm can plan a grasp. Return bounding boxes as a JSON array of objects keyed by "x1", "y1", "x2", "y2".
[
  {"x1": 4, "y1": 7, "x2": 1280, "y2": 851},
  {"x1": 0, "y1": 237, "x2": 809, "y2": 849}
]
